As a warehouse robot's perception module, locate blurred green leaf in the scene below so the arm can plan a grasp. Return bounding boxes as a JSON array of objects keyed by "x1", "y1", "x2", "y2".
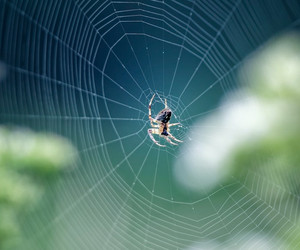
[{"x1": 0, "y1": 127, "x2": 77, "y2": 249}]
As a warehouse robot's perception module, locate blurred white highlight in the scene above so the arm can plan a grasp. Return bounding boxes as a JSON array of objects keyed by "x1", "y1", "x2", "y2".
[
  {"x1": 244, "y1": 32, "x2": 300, "y2": 97},
  {"x1": 174, "y1": 33, "x2": 300, "y2": 193},
  {"x1": 185, "y1": 232, "x2": 284, "y2": 249},
  {"x1": 174, "y1": 93, "x2": 277, "y2": 192}
]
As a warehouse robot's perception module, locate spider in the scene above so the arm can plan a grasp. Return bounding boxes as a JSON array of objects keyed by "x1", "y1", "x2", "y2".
[{"x1": 148, "y1": 94, "x2": 183, "y2": 147}]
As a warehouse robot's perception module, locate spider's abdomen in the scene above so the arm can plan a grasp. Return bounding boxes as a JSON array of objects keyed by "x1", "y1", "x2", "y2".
[
  {"x1": 160, "y1": 124, "x2": 169, "y2": 136},
  {"x1": 161, "y1": 129, "x2": 168, "y2": 136},
  {"x1": 156, "y1": 109, "x2": 172, "y2": 124}
]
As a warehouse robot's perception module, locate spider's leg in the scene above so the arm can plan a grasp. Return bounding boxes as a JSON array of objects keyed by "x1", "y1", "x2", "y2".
[
  {"x1": 149, "y1": 117, "x2": 160, "y2": 126},
  {"x1": 164, "y1": 136, "x2": 178, "y2": 145},
  {"x1": 164, "y1": 98, "x2": 168, "y2": 108},
  {"x1": 168, "y1": 123, "x2": 180, "y2": 127},
  {"x1": 149, "y1": 94, "x2": 155, "y2": 116},
  {"x1": 168, "y1": 133, "x2": 183, "y2": 143},
  {"x1": 149, "y1": 94, "x2": 160, "y2": 127},
  {"x1": 148, "y1": 129, "x2": 165, "y2": 147}
]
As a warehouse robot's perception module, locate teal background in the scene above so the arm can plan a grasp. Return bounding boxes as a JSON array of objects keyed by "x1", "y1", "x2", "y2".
[{"x1": 0, "y1": 0, "x2": 300, "y2": 249}]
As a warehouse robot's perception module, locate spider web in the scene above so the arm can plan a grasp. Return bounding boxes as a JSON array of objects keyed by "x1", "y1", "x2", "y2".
[{"x1": 1, "y1": 0, "x2": 300, "y2": 249}]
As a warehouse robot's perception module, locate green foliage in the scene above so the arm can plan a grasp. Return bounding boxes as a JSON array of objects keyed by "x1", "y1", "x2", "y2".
[
  {"x1": 0, "y1": 128, "x2": 76, "y2": 176},
  {"x1": 0, "y1": 127, "x2": 76, "y2": 249},
  {"x1": 242, "y1": 33, "x2": 300, "y2": 100},
  {"x1": 234, "y1": 33, "x2": 300, "y2": 188},
  {"x1": 228, "y1": 33, "x2": 300, "y2": 247}
]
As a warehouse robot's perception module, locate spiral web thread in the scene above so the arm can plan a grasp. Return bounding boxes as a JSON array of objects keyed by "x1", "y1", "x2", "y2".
[{"x1": 1, "y1": 0, "x2": 300, "y2": 249}]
